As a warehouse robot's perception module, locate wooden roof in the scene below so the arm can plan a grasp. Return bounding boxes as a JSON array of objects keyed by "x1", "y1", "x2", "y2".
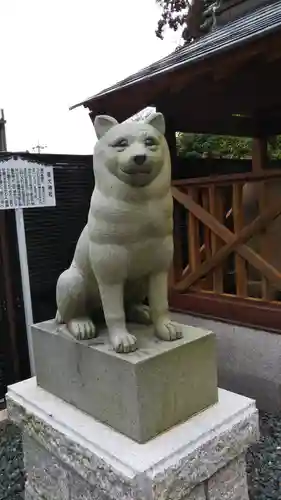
[
  {"x1": 217, "y1": 0, "x2": 272, "y2": 25},
  {"x1": 72, "y1": 0, "x2": 281, "y2": 137}
]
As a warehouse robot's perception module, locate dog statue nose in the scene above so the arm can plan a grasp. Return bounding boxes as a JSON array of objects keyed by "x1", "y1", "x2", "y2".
[{"x1": 133, "y1": 154, "x2": 146, "y2": 166}]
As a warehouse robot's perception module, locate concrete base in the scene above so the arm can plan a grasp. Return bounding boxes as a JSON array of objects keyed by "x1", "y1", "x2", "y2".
[
  {"x1": 0, "y1": 409, "x2": 7, "y2": 422},
  {"x1": 32, "y1": 320, "x2": 218, "y2": 443},
  {"x1": 172, "y1": 312, "x2": 281, "y2": 414},
  {"x1": 7, "y1": 378, "x2": 258, "y2": 500}
]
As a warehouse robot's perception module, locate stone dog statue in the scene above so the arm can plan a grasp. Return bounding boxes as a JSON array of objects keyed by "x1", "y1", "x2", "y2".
[{"x1": 55, "y1": 112, "x2": 182, "y2": 353}]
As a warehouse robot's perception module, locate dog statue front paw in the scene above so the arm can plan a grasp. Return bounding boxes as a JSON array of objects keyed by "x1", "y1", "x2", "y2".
[
  {"x1": 154, "y1": 317, "x2": 183, "y2": 341},
  {"x1": 109, "y1": 329, "x2": 137, "y2": 353},
  {"x1": 67, "y1": 318, "x2": 96, "y2": 340}
]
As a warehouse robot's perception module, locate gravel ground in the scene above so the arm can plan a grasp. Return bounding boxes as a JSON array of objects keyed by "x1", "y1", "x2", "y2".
[
  {"x1": 0, "y1": 419, "x2": 25, "y2": 500},
  {"x1": 1, "y1": 410, "x2": 281, "y2": 499},
  {"x1": 247, "y1": 411, "x2": 281, "y2": 500}
]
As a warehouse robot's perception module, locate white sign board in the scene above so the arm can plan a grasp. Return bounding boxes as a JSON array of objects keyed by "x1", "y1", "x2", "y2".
[{"x1": 0, "y1": 158, "x2": 56, "y2": 209}]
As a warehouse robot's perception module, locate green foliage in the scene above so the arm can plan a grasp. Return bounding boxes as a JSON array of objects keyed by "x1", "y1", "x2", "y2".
[
  {"x1": 156, "y1": 0, "x2": 219, "y2": 44},
  {"x1": 176, "y1": 133, "x2": 281, "y2": 160},
  {"x1": 268, "y1": 136, "x2": 281, "y2": 159}
]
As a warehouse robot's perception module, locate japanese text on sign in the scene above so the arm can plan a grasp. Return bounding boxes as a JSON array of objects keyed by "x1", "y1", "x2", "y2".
[{"x1": 0, "y1": 159, "x2": 56, "y2": 209}]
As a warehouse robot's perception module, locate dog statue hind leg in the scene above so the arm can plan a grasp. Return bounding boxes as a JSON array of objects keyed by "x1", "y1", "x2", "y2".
[{"x1": 56, "y1": 265, "x2": 96, "y2": 341}]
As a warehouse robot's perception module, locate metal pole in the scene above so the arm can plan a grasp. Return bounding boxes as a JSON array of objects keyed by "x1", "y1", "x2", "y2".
[
  {"x1": 0, "y1": 109, "x2": 7, "y2": 152},
  {"x1": 14, "y1": 208, "x2": 36, "y2": 376}
]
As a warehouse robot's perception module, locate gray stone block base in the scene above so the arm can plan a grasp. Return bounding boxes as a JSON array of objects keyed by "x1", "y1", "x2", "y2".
[
  {"x1": 32, "y1": 320, "x2": 218, "y2": 442},
  {"x1": 7, "y1": 378, "x2": 259, "y2": 500}
]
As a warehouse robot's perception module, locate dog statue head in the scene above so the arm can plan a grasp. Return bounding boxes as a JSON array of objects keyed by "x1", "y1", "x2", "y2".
[{"x1": 93, "y1": 113, "x2": 170, "y2": 189}]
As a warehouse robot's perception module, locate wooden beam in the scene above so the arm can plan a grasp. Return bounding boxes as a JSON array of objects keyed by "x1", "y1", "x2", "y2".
[
  {"x1": 169, "y1": 291, "x2": 281, "y2": 334},
  {"x1": 174, "y1": 196, "x2": 281, "y2": 292},
  {"x1": 174, "y1": 157, "x2": 253, "y2": 180},
  {"x1": 174, "y1": 115, "x2": 256, "y2": 137},
  {"x1": 165, "y1": 59, "x2": 281, "y2": 111},
  {"x1": 164, "y1": 108, "x2": 281, "y2": 137},
  {"x1": 173, "y1": 169, "x2": 281, "y2": 188},
  {"x1": 172, "y1": 187, "x2": 281, "y2": 291},
  {"x1": 162, "y1": 60, "x2": 281, "y2": 135}
]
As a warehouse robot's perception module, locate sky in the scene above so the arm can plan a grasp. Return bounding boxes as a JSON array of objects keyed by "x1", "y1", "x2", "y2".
[{"x1": 0, "y1": 0, "x2": 180, "y2": 154}]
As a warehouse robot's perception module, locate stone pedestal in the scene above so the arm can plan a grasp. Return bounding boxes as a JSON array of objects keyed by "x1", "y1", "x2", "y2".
[
  {"x1": 7, "y1": 378, "x2": 258, "y2": 500},
  {"x1": 31, "y1": 320, "x2": 218, "y2": 443}
]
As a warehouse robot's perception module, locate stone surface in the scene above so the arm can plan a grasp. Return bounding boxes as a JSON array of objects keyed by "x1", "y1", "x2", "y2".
[
  {"x1": 24, "y1": 432, "x2": 111, "y2": 500},
  {"x1": 0, "y1": 409, "x2": 7, "y2": 422},
  {"x1": 7, "y1": 378, "x2": 258, "y2": 500},
  {"x1": 207, "y1": 454, "x2": 249, "y2": 499},
  {"x1": 172, "y1": 312, "x2": 281, "y2": 413},
  {"x1": 24, "y1": 489, "x2": 33, "y2": 500},
  {"x1": 185, "y1": 485, "x2": 206, "y2": 499},
  {"x1": 25, "y1": 482, "x2": 47, "y2": 500},
  {"x1": 32, "y1": 319, "x2": 218, "y2": 443},
  {"x1": 23, "y1": 433, "x2": 69, "y2": 500},
  {"x1": 69, "y1": 472, "x2": 111, "y2": 500}
]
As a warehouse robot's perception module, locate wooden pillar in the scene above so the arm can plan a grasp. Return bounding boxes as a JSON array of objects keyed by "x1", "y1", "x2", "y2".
[
  {"x1": 232, "y1": 183, "x2": 247, "y2": 297},
  {"x1": 252, "y1": 136, "x2": 271, "y2": 299},
  {"x1": 252, "y1": 137, "x2": 267, "y2": 173},
  {"x1": 165, "y1": 115, "x2": 178, "y2": 179},
  {"x1": 163, "y1": 114, "x2": 183, "y2": 287}
]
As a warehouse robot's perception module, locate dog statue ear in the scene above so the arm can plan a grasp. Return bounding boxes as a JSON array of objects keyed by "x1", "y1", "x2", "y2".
[
  {"x1": 145, "y1": 113, "x2": 165, "y2": 135},
  {"x1": 94, "y1": 115, "x2": 119, "y2": 139}
]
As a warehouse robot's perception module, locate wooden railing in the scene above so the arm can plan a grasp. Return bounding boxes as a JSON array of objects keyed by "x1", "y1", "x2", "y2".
[{"x1": 171, "y1": 170, "x2": 281, "y2": 303}]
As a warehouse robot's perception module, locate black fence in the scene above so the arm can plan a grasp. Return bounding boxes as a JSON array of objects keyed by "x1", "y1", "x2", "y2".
[
  {"x1": 0, "y1": 209, "x2": 28, "y2": 399},
  {"x1": 0, "y1": 152, "x2": 94, "y2": 399},
  {"x1": 22, "y1": 153, "x2": 94, "y2": 323}
]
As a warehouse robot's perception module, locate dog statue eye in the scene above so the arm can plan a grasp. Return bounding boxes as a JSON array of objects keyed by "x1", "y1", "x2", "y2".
[
  {"x1": 144, "y1": 137, "x2": 157, "y2": 147},
  {"x1": 112, "y1": 138, "x2": 128, "y2": 149}
]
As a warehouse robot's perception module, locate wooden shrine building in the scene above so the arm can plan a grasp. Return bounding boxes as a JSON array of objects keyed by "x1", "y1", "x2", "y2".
[{"x1": 72, "y1": 0, "x2": 281, "y2": 332}]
